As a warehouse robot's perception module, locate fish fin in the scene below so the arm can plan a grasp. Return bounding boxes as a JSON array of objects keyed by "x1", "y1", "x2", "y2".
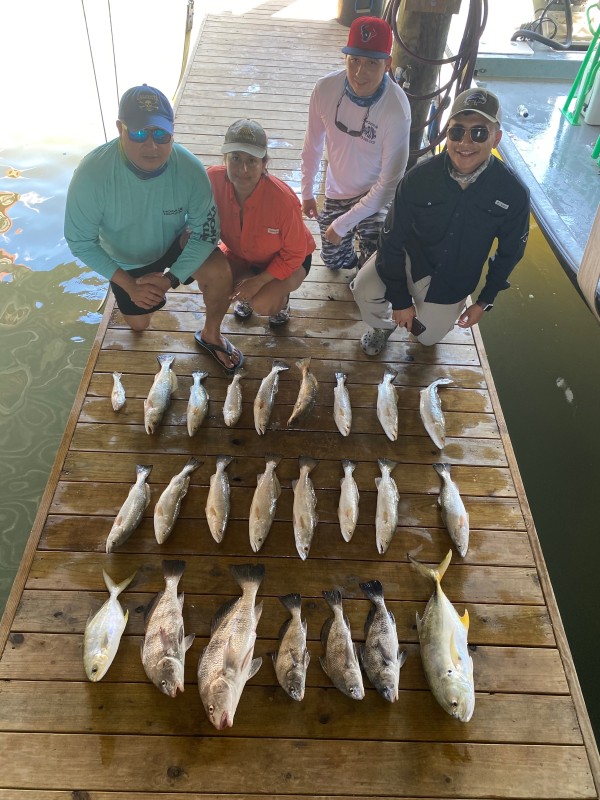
[
  {"x1": 408, "y1": 550, "x2": 452, "y2": 586},
  {"x1": 229, "y1": 563, "x2": 265, "y2": 590},
  {"x1": 303, "y1": 649, "x2": 311, "y2": 667},
  {"x1": 248, "y1": 657, "x2": 262, "y2": 679},
  {"x1": 162, "y1": 559, "x2": 186, "y2": 583},
  {"x1": 433, "y1": 462, "x2": 451, "y2": 477},
  {"x1": 278, "y1": 617, "x2": 291, "y2": 641},
  {"x1": 270, "y1": 651, "x2": 278, "y2": 666},
  {"x1": 322, "y1": 589, "x2": 342, "y2": 611},
  {"x1": 211, "y1": 597, "x2": 239, "y2": 634},
  {"x1": 274, "y1": 474, "x2": 281, "y2": 498},
  {"x1": 459, "y1": 608, "x2": 470, "y2": 631},
  {"x1": 217, "y1": 454, "x2": 234, "y2": 469},
  {"x1": 279, "y1": 593, "x2": 302, "y2": 613},
  {"x1": 319, "y1": 655, "x2": 330, "y2": 677},
  {"x1": 178, "y1": 592, "x2": 184, "y2": 611},
  {"x1": 358, "y1": 642, "x2": 365, "y2": 666},
  {"x1": 273, "y1": 359, "x2": 289, "y2": 371},
  {"x1": 320, "y1": 615, "x2": 333, "y2": 647},
  {"x1": 299, "y1": 455, "x2": 318, "y2": 472},
  {"x1": 291, "y1": 479, "x2": 297, "y2": 491},
  {"x1": 184, "y1": 634, "x2": 195, "y2": 652},
  {"x1": 375, "y1": 477, "x2": 381, "y2": 489},
  {"x1": 184, "y1": 455, "x2": 202, "y2": 471},
  {"x1": 159, "y1": 627, "x2": 172, "y2": 651},
  {"x1": 254, "y1": 600, "x2": 264, "y2": 625},
  {"x1": 398, "y1": 648, "x2": 408, "y2": 668},
  {"x1": 449, "y1": 628, "x2": 461, "y2": 668},
  {"x1": 415, "y1": 611, "x2": 422, "y2": 634},
  {"x1": 359, "y1": 579, "x2": 383, "y2": 602},
  {"x1": 143, "y1": 591, "x2": 163, "y2": 626}
]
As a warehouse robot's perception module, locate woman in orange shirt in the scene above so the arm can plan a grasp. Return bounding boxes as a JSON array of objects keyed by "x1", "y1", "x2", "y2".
[{"x1": 207, "y1": 119, "x2": 315, "y2": 326}]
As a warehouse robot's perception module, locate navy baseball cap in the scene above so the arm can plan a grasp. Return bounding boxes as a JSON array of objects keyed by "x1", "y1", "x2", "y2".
[{"x1": 118, "y1": 85, "x2": 174, "y2": 133}]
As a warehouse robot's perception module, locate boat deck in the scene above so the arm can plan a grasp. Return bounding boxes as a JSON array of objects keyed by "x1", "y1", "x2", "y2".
[{"x1": 0, "y1": 1, "x2": 599, "y2": 796}]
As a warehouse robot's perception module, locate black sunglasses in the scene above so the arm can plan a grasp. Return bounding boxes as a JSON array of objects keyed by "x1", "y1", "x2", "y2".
[
  {"x1": 447, "y1": 125, "x2": 490, "y2": 143},
  {"x1": 124, "y1": 126, "x2": 173, "y2": 145},
  {"x1": 334, "y1": 95, "x2": 371, "y2": 137}
]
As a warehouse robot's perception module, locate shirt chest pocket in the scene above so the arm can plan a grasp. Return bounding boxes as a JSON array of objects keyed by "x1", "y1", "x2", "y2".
[{"x1": 411, "y1": 200, "x2": 451, "y2": 244}]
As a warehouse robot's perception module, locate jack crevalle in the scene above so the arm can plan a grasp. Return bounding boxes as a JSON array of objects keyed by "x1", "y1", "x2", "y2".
[
  {"x1": 272, "y1": 593, "x2": 310, "y2": 701},
  {"x1": 187, "y1": 370, "x2": 209, "y2": 436},
  {"x1": 144, "y1": 354, "x2": 177, "y2": 434},
  {"x1": 419, "y1": 377, "x2": 453, "y2": 449},
  {"x1": 409, "y1": 551, "x2": 475, "y2": 722},
  {"x1": 206, "y1": 454, "x2": 233, "y2": 543},
  {"x1": 105, "y1": 464, "x2": 152, "y2": 553},
  {"x1": 154, "y1": 456, "x2": 201, "y2": 544},
  {"x1": 320, "y1": 589, "x2": 364, "y2": 699},
  {"x1": 141, "y1": 559, "x2": 194, "y2": 697},
  {"x1": 254, "y1": 359, "x2": 289, "y2": 435},
  {"x1": 287, "y1": 357, "x2": 318, "y2": 426},
  {"x1": 377, "y1": 366, "x2": 399, "y2": 441},
  {"x1": 83, "y1": 569, "x2": 136, "y2": 682},
  {"x1": 292, "y1": 456, "x2": 319, "y2": 559},
  {"x1": 197, "y1": 563, "x2": 264, "y2": 729},
  {"x1": 433, "y1": 462, "x2": 469, "y2": 557},
  {"x1": 249, "y1": 454, "x2": 281, "y2": 553}
]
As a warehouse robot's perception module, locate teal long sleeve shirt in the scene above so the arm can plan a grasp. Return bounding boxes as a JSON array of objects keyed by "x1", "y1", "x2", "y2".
[{"x1": 64, "y1": 139, "x2": 219, "y2": 282}]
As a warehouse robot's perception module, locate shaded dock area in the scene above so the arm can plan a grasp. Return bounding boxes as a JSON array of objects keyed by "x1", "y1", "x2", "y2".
[{"x1": 0, "y1": 1, "x2": 599, "y2": 796}]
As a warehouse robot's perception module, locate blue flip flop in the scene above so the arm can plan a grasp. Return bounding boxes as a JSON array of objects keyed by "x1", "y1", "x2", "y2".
[{"x1": 194, "y1": 331, "x2": 245, "y2": 376}]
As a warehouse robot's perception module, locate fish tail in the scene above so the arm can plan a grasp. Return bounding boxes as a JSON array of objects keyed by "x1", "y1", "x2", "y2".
[
  {"x1": 279, "y1": 593, "x2": 302, "y2": 614},
  {"x1": 157, "y1": 353, "x2": 175, "y2": 367},
  {"x1": 230, "y1": 563, "x2": 265, "y2": 590},
  {"x1": 103, "y1": 569, "x2": 137, "y2": 596},
  {"x1": 216, "y1": 454, "x2": 234, "y2": 469},
  {"x1": 408, "y1": 550, "x2": 452, "y2": 585},
  {"x1": 342, "y1": 459, "x2": 356, "y2": 473},
  {"x1": 432, "y1": 462, "x2": 451, "y2": 477},
  {"x1": 359, "y1": 579, "x2": 384, "y2": 603},
  {"x1": 299, "y1": 455, "x2": 319, "y2": 472},
  {"x1": 162, "y1": 559, "x2": 186, "y2": 586},
  {"x1": 113, "y1": 371, "x2": 122, "y2": 379},
  {"x1": 265, "y1": 453, "x2": 283, "y2": 467},
  {"x1": 184, "y1": 456, "x2": 202, "y2": 472},
  {"x1": 322, "y1": 589, "x2": 343, "y2": 611},
  {"x1": 296, "y1": 356, "x2": 311, "y2": 371},
  {"x1": 136, "y1": 464, "x2": 153, "y2": 479},
  {"x1": 335, "y1": 371, "x2": 346, "y2": 382},
  {"x1": 378, "y1": 458, "x2": 398, "y2": 473},
  {"x1": 384, "y1": 366, "x2": 398, "y2": 380},
  {"x1": 273, "y1": 359, "x2": 290, "y2": 371}
]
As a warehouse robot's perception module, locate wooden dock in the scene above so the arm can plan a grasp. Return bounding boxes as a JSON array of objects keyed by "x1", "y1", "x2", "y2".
[{"x1": 0, "y1": 1, "x2": 599, "y2": 796}]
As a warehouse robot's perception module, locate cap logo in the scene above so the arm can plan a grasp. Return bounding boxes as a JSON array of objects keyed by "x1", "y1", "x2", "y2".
[
  {"x1": 235, "y1": 124, "x2": 257, "y2": 142},
  {"x1": 464, "y1": 91, "x2": 488, "y2": 107},
  {"x1": 360, "y1": 22, "x2": 378, "y2": 43},
  {"x1": 137, "y1": 91, "x2": 159, "y2": 112}
]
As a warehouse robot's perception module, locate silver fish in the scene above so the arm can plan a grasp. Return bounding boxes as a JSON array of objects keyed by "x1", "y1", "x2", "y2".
[
  {"x1": 83, "y1": 569, "x2": 136, "y2": 682},
  {"x1": 223, "y1": 369, "x2": 244, "y2": 427},
  {"x1": 409, "y1": 551, "x2": 475, "y2": 722},
  {"x1": 206, "y1": 454, "x2": 233, "y2": 543},
  {"x1": 433, "y1": 462, "x2": 470, "y2": 557},
  {"x1": 287, "y1": 357, "x2": 318, "y2": 426},
  {"x1": 359, "y1": 579, "x2": 407, "y2": 702},
  {"x1": 187, "y1": 370, "x2": 209, "y2": 436},
  {"x1": 320, "y1": 589, "x2": 364, "y2": 700},
  {"x1": 333, "y1": 371, "x2": 352, "y2": 436},
  {"x1": 197, "y1": 563, "x2": 264, "y2": 729},
  {"x1": 249, "y1": 454, "x2": 282, "y2": 553},
  {"x1": 338, "y1": 459, "x2": 359, "y2": 542},
  {"x1": 105, "y1": 464, "x2": 152, "y2": 553},
  {"x1": 254, "y1": 359, "x2": 289, "y2": 435},
  {"x1": 154, "y1": 456, "x2": 201, "y2": 544},
  {"x1": 292, "y1": 456, "x2": 319, "y2": 560},
  {"x1": 111, "y1": 371, "x2": 126, "y2": 411},
  {"x1": 141, "y1": 559, "x2": 195, "y2": 697},
  {"x1": 377, "y1": 366, "x2": 399, "y2": 441},
  {"x1": 375, "y1": 458, "x2": 399, "y2": 555},
  {"x1": 419, "y1": 377, "x2": 453, "y2": 450},
  {"x1": 144, "y1": 354, "x2": 178, "y2": 434},
  {"x1": 272, "y1": 593, "x2": 311, "y2": 701}
]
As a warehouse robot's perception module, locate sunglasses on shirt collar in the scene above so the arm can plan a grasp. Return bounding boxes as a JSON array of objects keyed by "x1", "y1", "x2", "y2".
[
  {"x1": 447, "y1": 124, "x2": 491, "y2": 143},
  {"x1": 334, "y1": 94, "x2": 371, "y2": 137},
  {"x1": 124, "y1": 125, "x2": 173, "y2": 144}
]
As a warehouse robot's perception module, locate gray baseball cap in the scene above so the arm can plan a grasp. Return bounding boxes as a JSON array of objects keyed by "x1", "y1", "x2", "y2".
[
  {"x1": 221, "y1": 119, "x2": 268, "y2": 158},
  {"x1": 449, "y1": 88, "x2": 502, "y2": 124}
]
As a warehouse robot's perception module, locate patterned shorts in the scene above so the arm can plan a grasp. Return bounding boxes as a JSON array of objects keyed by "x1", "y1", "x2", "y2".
[{"x1": 318, "y1": 195, "x2": 389, "y2": 270}]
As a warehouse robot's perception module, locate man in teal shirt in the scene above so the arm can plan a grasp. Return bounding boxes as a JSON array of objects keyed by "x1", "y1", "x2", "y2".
[{"x1": 65, "y1": 84, "x2": 243, "y2": 374}]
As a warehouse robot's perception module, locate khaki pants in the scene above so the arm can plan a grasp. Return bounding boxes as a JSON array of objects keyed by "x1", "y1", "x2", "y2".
[{"x1": 350, "y1": 253, "x2": 467, "y2": 346}]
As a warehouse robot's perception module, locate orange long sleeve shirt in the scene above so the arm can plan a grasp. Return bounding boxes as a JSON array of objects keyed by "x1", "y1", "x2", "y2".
[{"x1": 207, "y1": 166, "x2": 315, "y2": 281}]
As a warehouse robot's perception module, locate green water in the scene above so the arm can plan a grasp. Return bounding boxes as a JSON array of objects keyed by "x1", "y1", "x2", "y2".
[{"x1": 0, "y1": 146, "x2": 599, "y2": 746}]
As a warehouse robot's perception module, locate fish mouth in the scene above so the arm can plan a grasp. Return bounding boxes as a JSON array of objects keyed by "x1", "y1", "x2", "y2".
[{"x1": 217, "y1": 711, "x2": 232, "y2": 730}]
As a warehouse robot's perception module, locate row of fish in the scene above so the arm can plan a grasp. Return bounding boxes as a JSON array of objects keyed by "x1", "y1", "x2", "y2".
[
  {"x1": 83, "y1": 555, "x2": 474, "y2": 724},
  {"x1": 107, "y1": 455, "x2": 469, "y2": 558},
  {"x1": 112, "y1": 357, "x2": 455, "y2": 449}
]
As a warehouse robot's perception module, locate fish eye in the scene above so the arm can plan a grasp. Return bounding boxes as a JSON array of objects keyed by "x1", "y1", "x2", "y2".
[
  {"x1": 208, "y1": 704, "x2": 214, "y2": 714},
  {"x1": 451, "y1": 700, "x2": 458, "y2": 707},
  {"x1": 161, "y1": 679, "x2": 167, "y2": 688}
]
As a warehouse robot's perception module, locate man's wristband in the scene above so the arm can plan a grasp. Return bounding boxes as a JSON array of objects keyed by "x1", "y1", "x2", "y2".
[
  {"x1": 476, "y1": 299, "x2": 493, "y2": 312},
  {"x1": 163, "y1": 270, "x2": 180, "y2": 289}
]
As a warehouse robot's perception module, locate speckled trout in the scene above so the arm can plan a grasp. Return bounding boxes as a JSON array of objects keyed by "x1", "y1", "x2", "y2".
[
  {"x1": 377, "y1": 367, "x2": 399, "y2": 441},
  {"x1": 433, "y1": 462, "x2": 469, "y2": 557},
  {"x1": 144, "y1": 354, "x2": 177, "y2": 434},
  {"x1": 249, "y1": 454, "x2": 281, "y2": 553},
  {"x1": 105, "y1": 464, "x2": 152, "y2": 553},
  {"x1": 292, "y1": 456, "x2": 319, "y2": 560},
  {"x1": 333, "y1": 371, "x2": 352, "y2": 436},
  {"x1": 206, "y1": 455, "x2": 233, "y2": 543},
  {"x1": 338, "y1": 459, "x2": 359, "y2": 542},
  {"x1": 419, "y1": 377, "x2": 453, "y2": 449},
  {"x1": 154, "y1": 456, "x2": 201, "y2": 544},
  {"x1": 375, "y1": 458, "x2": 399, "y2": 555}
]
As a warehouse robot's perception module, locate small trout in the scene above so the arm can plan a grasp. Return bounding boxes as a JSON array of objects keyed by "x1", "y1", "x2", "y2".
[
  {"x1": 287, "y1": 357, "x2": 318, "y2": 426},
  {"x1": 105, "y1": 464, "x2": 152, "y2": 553},
  {"x1": 187, "y1": 370, "x2": 209, "y2": 436},
  {"x1": 433, "y1": 462, "x2": 470, "y2": 557},
  {"x1": 223, "y1": 369, "x2": 244, "y2": 427},
  {"x1": 320, "y1": 589, "x2": 364, "y2": 700},
  {"x1": 333, "y1": 371, "x2": 352, "y2": 436},
  {"x1": 419, "y1": 378, "x2": 453, "y2": 450},
  {"x1": 338, "y1": 459, "x2": 359, "y2": 542},
  {"x1": 154, "y1": 456, "x2": 201, "y2": 544},
  {"x1": 144, "y1": 354, "x2": 178, "y2": 434},
  {"x1": 206, "y1": 454, "x2": 233, "y2": 543},
  {"x1": 292, "y1": 456, "x2": 319, "y2": 560},
  {"x1": 111, "y1": 372, "x2": 126, "y2": 411},
  {"x1": 375, "y1": 458, "x2": 399, "y2": 555},
  {"x1": 377, "y1": 367, "x2": 399, "y2": 441},
  {"x1": 83, "y1": 569, "x2": 136, "y2": 682},
  {"x1": 249, "y1": 454, "x2": 282, "y2": 553},
  {"x1": 254, "y1": 359, "x2": 289, "y2": 435},
  {"x1": 272, "y1": 593, "x2": 310, "y2": 701}
]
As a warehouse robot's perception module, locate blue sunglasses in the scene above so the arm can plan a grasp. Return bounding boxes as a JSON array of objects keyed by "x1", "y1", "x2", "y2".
[{"x1": 124, "y1": 126, "x2": 172, "y2": 144}]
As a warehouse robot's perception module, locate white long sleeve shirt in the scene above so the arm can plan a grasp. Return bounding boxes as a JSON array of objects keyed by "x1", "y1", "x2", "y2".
[{"x1": 301, "y1": 69, "x2": 411, "y2": 236}]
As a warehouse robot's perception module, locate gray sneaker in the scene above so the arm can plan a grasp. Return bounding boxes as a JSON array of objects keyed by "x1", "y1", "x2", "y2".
[
  {"x1": 268, "y1": 299, "x2": 291, "y2": 327},
  {"x1": 360, "y1": 327, "x2": 395, "y2": 356},
  {"x1": 233, "y1": 300, "x2": 253, "y2": 320}
]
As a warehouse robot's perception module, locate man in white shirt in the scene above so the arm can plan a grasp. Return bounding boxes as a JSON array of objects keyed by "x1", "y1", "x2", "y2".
[{"x1": 301, "y1": 16, "x2": 411, "y2": 270}]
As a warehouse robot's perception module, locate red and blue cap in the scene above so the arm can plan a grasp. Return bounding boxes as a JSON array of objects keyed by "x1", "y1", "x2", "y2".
[
  {"x1": 118, "y1": 84, "x2": 174, "y2": 133},
  {"x1": 342, "y1": 17, "x2": 393, "y2": 59}
]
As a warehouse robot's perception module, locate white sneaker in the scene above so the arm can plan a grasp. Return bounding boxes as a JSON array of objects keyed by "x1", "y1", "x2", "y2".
[
  {"x1": 360, "y1": 327, "x2": 395, "y2": 356},
  {"x1": 233, "y1": 300, "x2": 253, "y2": 320}
]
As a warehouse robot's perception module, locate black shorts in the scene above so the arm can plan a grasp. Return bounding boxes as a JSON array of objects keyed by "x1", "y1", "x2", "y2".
[
  {"x1": 110, "y1": 238, "x2": 195, "y2": 316},
  {"x1": 247, "y1": 253, "x2": 312, "y2": 278}
]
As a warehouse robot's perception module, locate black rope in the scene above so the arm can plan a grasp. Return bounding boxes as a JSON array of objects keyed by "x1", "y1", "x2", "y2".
[
  {"x1": 107, "y1": 0, "x2": 120, "y2": 103},
  {"x1": 511, "y1": 0, "x2": 574, "y2": 51},
  {"x1": 80, "y1": 0, "x2": 107, "y2": 142}
]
